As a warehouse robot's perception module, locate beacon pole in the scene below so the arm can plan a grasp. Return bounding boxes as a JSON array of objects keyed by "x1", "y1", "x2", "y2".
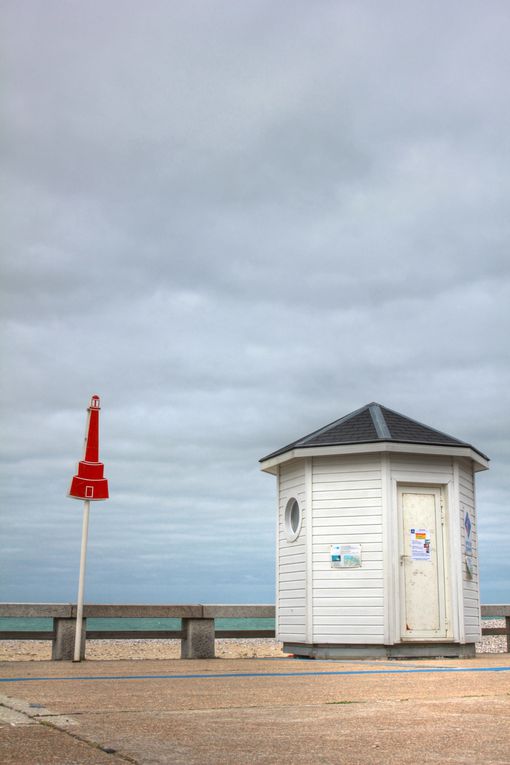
[
  {"x1": 74, "y1": 499, "x2": 90, "y2": 661},
  {"x1": 68, "y1": 395, "x2": 109, "y2": 662}
]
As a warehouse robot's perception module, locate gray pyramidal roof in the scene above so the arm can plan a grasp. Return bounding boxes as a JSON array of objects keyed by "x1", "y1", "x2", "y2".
[{"x1": 260, "y1": 402, "x2": 488, "y2": 462}]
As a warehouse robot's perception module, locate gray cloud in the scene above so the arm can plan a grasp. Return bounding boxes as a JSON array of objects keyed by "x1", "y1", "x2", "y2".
[{"x1": 1, "y1": 0, "x2": 509, "y2": 605}]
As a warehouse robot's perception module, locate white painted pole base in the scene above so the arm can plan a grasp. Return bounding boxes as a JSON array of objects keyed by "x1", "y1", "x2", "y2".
[{"x1": 73, "y1": 499, "x2": 90, "y2": 662}]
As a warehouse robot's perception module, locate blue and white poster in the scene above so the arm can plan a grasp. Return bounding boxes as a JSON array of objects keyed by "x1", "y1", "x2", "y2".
[{"x1": 331, "y1": 544, "x2": 362, "y2": 568}]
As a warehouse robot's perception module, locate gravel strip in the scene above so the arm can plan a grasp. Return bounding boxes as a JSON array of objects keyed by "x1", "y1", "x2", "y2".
[{"x1": 475, "y1": 618, "x2": 508, "y2": 654}]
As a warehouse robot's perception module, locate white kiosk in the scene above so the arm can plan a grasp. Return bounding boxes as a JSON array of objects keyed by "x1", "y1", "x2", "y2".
[{"x1": 260, "y1": 403, "x2": 489, "y2": 658}]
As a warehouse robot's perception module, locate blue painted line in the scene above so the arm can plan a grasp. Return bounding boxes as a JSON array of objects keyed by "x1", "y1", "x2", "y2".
[{"x1": 1, "y1": 666, "x2": 509, "y2": 683}]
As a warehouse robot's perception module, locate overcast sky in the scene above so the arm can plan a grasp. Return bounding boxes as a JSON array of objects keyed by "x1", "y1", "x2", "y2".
[{"x1": 1, "y1": 1, "x2": 509, "y2": 606}]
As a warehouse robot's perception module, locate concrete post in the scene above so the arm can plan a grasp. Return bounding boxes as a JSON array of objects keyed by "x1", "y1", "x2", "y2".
[
  {"x1": 52, "y1": 618, "x2": 86, "y2": 661},
  {"x1": 506, "y1": 616, "x2": 510, "y2": 653},
  {"x1": 181, "y1": 618, "x2": 215, "y2": 659}
]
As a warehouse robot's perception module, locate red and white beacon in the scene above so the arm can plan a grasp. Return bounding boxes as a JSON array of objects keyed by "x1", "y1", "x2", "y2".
[{"x1": 69, "y1": 395, "x2": 109, "y2": 501}]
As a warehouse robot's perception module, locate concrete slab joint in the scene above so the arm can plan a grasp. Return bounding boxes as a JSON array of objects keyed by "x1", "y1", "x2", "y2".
[
  {"x1": 181, "y1": 617, "x2": 215, "y2": 659},
  {"x1": 52, "y1": 618, "x2": 86, "y2": 661}
]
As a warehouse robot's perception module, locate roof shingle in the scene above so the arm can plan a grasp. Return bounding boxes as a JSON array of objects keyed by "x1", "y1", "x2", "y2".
[{"x1": 260, "y1": 402, "x2": 488, "y2": 462}]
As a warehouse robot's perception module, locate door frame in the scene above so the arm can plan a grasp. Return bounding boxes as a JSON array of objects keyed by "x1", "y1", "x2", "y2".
[
  {"x1": 385, "y1": 473, "x2": 458, "y2": 645},
  {"x1": 397, "y1": 484, "x2": 451, "y2": 641}
]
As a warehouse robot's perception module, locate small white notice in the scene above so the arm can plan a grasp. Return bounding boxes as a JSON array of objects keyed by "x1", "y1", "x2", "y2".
[
  {"x1": 331, "y1": 544, "x2": 362, "y2": 568},
  {"x1": 410, "y1": 528, "x2": 431, "y2": 561}
]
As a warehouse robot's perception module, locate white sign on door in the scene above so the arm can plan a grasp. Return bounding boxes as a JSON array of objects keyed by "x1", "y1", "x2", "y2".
[{"x1": 410, "y1": 528, "x2": 431, "y2": 561}]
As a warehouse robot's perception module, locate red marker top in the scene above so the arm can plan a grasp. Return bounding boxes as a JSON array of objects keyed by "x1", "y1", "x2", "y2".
[
  {"x1": 68, "y1": 395, "x2": 109, "y2": 501},
  {"x1": 84, "y1": 395, "x2": 101, "y2": 463}
]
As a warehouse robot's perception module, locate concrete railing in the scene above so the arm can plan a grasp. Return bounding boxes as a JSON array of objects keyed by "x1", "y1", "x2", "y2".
[
  {"x1": 0, "y1": 603, "x2": 508, "y2": 660},
  {"x1": 0, "y1": 603, "x2": 275, "y2": 660}
]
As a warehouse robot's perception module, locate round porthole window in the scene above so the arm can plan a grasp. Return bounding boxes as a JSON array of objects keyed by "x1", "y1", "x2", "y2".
[{"x1": 284, "y1": 498, "x2": 302, "y2": 542}]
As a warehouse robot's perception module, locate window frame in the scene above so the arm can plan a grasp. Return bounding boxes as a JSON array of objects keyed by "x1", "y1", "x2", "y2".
[{"x1": 284, "y1": 497, "x2": 302, "y2": 542}]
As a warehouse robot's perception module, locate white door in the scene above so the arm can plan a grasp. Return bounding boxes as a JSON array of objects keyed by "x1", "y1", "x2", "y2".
[{"x1": 398, "y1": 486, "x2": 449, "y2": 641}]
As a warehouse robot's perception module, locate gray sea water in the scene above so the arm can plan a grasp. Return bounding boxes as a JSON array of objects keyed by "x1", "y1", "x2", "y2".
[
  {"x1": 0, "y1": 617, "x2": 276, "y2": 632},
  {"x1": 0, "y1": 616, "x2": 500, "y2": 633}
]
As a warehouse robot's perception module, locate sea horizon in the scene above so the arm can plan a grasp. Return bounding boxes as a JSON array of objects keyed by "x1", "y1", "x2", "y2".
[{"x1": 0, "y1": 615, "x2": 502, "y2": 633}]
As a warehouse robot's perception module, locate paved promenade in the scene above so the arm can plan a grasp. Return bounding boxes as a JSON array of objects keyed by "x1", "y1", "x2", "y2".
[{"x1": 1, "y1": 655, "x2": 509, "y2": 764}]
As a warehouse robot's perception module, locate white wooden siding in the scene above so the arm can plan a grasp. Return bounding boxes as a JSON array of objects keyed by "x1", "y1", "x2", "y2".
[
  {"x1": 276, "y1": 450, "x2": 481, "y2": 649},
  {"x1": 458, "y1": 458, "x2": 481, "y2": 641},
  {"x1": 312, "y1": 454, "x2": 384, "y2": 644},
  {"x1": 390, "y1": 453, "x2": 454, "y2": 480},
  {"x1": 277, "y1": 460, "x2": 306, "y2": 641}
]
